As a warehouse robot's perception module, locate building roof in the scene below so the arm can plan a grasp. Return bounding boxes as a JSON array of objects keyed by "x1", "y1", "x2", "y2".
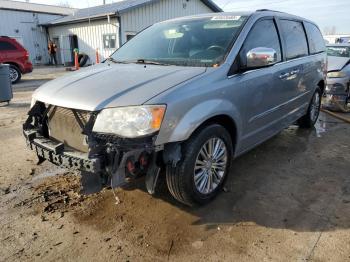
[
  {"x1": 45, "y1": 0, "x2": 222, "y2": 26},
  {"x1": 0, "y1": 0, "x2": 75, "y2": 15}
]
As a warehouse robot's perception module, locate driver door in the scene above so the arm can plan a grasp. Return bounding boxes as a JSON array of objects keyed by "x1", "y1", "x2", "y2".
[{"x1": 230, "y1": 18, "x2": 286, "y2": 151}]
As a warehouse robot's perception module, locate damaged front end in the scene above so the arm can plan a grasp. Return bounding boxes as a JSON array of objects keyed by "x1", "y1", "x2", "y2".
[
  {"x1": 323, "y1": 79, "x2": 350, "y2": 112},
  {"x1": 23, "y1": 102, "x2": 163, "y2": 194}
]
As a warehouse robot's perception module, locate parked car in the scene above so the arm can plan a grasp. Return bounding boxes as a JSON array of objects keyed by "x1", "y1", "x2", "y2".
[
  {"x1": 326, "y1": 43, "x2": 350, "y2": 58},
  {"x1": 323, "y1": 56, "x2": 350, "y2": 111},
  {"x1": 23, "y1": 10, "x2": 326, "y2": 206},
  {"x1": 0, "y1": 36, "x2": 33, "y2": 83}
]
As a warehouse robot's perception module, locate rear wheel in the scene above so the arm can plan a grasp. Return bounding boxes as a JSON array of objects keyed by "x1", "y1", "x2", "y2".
[
  {"x1": 9, "y1": 65, "x2": 21, "y2": 84},
  {"x1": 298, "y1": 88, "x2": 321, "y2": 128},
  {"x1": 166, "y1": 124, "x2": 232, "y2": 206}
]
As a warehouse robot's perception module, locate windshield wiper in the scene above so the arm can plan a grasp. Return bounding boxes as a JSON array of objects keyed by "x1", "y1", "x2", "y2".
[
  {"x1": 104, "y1": 57, "x2": 130, "y2": 64},
  {"x1": 130, "y1": 59, "x2": 171, "y2": 66}
]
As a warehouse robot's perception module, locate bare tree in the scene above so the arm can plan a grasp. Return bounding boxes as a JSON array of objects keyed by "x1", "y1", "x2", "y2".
[
  {"x1": 330, "y1": 26, "x2": 337, "y2": 35},
  {"x1": 323, "y1": 26, "x2": 337, "y2": 35},
  {"x1": 323, "y1": 26, "x2": 330, "y2": 35},
  {"x1": 57, "y1": 1, "x2": 72, "y2": 8}
]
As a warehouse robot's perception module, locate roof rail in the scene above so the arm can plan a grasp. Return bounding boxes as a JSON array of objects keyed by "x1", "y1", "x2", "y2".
[
  {"x1": 0, "y1": 36, "x2": 10, "y2": 38},
  {"x1": 256, "y1": 9, "x2": 284, "y2": 13}
]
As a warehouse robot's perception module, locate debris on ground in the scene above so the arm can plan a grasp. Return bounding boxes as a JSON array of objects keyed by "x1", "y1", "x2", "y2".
[
  {"x1": 115, "y1": 196, "x2": 121, "y2": 205},
  {"x1": 222, "y1": 187, "x2": 230, "y2": 193},
  {"x1": 14, "y1": 175, "x2": 85, "y2": 216},
  {"x1": 29, "y1": 168, "x2": 35, "y2": 176},
  {"x1": 2, "y1": 186, "x2": 11, "y2": 195}
]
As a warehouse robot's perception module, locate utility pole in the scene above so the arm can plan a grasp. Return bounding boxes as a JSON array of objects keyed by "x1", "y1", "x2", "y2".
[{"x1": 103, "y1": 0, "x2": 106, "y2": 4}]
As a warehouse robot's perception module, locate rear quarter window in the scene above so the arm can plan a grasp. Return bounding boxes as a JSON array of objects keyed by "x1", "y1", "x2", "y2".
[
  {"x1": 280, "y1": 20, "x2": 308, "y2": 60},
  {"x1": 304, "y1": 22, "x2": 325, "y2": 54},
  {"x1": 0, "y1": 40, "x2": 17, "y2": 51}
]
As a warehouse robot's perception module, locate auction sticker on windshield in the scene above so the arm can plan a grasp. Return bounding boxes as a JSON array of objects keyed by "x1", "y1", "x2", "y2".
[{"x1": 211, "y1": 16, "x2": 241, "y2": 21}]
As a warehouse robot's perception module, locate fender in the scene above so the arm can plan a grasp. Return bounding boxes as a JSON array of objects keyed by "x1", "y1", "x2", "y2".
[{"x1": 155, "y1": 98, "x2": 242, "y2": 150}]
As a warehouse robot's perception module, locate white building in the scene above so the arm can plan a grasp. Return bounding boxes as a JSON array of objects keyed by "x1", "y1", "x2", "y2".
[
  {"x1": 44, "y1": 0, "x2": 221, "y2": 65},
  {"x1": 323, "y1": 34, "x2": 350, "y2": 44},
  {"x1": 0, "y1": 0, "x2": 75, "y2": 64}
]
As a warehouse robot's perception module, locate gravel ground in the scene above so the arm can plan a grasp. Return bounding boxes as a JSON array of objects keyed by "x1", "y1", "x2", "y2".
[{"x1": 0, "y1": 67, "x2": 350, "y2": 261}]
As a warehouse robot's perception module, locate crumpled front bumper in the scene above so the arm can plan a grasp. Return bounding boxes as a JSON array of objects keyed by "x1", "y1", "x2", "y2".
[
  {"x1": 323, "y1": 77, "x2": 350, "y2": 111},
  {"x1": 23, "y1": 101, "x2": 162, "y2": 192},
  {"x1": 23, "y1": 129, "x2": 102, "y2": 173},
  {"x1": 325, "y1": 77, "x2": 349, "y2": 95}
]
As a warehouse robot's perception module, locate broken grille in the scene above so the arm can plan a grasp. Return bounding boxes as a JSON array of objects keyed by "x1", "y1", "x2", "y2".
[{"x1": 47, "y1": 106, "x2": 92, "y2": 153}]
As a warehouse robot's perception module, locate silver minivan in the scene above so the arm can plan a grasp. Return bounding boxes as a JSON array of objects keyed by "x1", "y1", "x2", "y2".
[{"x1": 24, "y1": 10, "x2": 326, "y2": 206}]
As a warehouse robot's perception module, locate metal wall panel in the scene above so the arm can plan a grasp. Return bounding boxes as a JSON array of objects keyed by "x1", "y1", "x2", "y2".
[
  {"x1": 120, "y1": 0, "x2": 213, "y2": 43},
  {"x1": 48, "y1": 18, "x2": 119, "y2": 64},
  {"x1": 0, "y1": 9, "x2": 62, "y2": 64}
]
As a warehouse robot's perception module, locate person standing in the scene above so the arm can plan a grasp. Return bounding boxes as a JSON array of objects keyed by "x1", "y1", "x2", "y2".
[{"x1": 48, "y1": 40, "x2": 58, "y2": 65}]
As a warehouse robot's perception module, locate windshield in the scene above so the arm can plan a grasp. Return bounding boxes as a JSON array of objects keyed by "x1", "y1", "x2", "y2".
[
  {"x1": 110, "y1": 16, "x2": 248, "y2": 67},
  {"x1": 327, "y1": 46, "x2": 350, "y2": 57}
]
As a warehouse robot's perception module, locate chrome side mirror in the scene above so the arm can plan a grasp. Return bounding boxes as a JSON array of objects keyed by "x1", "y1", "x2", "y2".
[{"x1": 246, "y1": 47, "x2": 277, "y2": 68}]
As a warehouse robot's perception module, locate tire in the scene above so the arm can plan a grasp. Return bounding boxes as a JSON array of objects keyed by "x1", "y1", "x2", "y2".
[
  {"x1": 9, "y1": 65, "x2": 21, "y2": 84},
  {"x1": 298, "y1": 88, "x2": 322, "y2": 128},
  {"x1": 78, "y1": 54, "x2": 89, "y2": 67},
  {"x1": 166, "y1": 124, "x2": 233, "y2": 206}
]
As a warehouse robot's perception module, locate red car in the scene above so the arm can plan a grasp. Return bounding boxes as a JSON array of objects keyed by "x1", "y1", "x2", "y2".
[{"x1": 0, "y1": 36, "x2": 33, "y2": 83}]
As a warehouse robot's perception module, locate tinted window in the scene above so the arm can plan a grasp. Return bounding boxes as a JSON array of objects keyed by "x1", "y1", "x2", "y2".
[
  {"x1": 304, "y1": 22, "x2": 325, "y2": 54},
  {"x1": 240, "y1": 19, "x2": 282, "y2": 66},
  {"x1": 280, "y1": 20, "x2": 308, "y2": 60},
  {"x1": 0, "y1": 41, "x2": 17, "y2": 51}
]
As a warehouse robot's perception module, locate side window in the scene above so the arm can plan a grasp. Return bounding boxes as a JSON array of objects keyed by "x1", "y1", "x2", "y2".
[
  {"x1": 103, "y1": 34, "x2": 117, "y2": 49},
  {"x1": 280, "y1": 20, "x2": 308, "y2": 60},
  {"x1": 126, "y1": 34, "x2": 135, "y2": 42},
  {"x1": 0, "y1": 41, "x2": 17, "y2": 51},
  {"x1": 240, "y1": 19, "x2": 282, "y2": 67},
  {"x1": 304, "y1": 22, "x2": 325, "y2": 54}
]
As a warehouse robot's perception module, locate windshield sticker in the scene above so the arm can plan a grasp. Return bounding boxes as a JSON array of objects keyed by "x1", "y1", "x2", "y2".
[{"x1": 211, "y1": 16, "x2": 241, "y2": 21}]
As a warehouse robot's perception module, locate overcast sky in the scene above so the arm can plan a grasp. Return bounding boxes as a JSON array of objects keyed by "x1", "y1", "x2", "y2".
[{"x1": 15, "y1": 0, "x2": 350, "y2": 34}]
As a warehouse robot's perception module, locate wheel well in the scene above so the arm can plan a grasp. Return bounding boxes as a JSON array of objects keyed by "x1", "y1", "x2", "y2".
[
  {"x1": 162, "y1": 115, "x2": 238, "y2": 166},
  {"x1": 193, "y1": 115, "x2": 237, "y2": 149},
  {"x1": 318, "y1": 80, "x2": 325, "y2": 94},
  {"x1": 5, "y1": 62, "x2": 21, "y2": 72}
]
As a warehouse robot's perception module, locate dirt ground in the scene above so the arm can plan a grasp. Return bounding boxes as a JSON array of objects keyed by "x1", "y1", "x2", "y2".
[{"x1": 1, "y1": 67, "x2": 350, "y2": 261}]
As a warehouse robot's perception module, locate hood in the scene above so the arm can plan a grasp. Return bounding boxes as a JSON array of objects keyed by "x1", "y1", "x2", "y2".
[
  {"x1": 327, "y1": 56, "x2": 350, "y2": 72},
  {"x1": 33, "y1": 63, "x2": 206, "y2": 111}
]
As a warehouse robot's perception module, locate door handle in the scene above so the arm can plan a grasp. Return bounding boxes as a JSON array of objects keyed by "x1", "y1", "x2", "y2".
[
  {"x1": 279, "y1": 72, "x2": 290, "y2": 79},
  {"x1": 290, "y1": 69, "x2": 300, "y2": 75}
]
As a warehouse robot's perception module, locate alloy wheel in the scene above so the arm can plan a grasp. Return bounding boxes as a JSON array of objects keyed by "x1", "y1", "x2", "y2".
[
  {"x1": 194, "y1": 137, "x2": 228, "y2": 194},
  {"x1": 9, "y1": 67, "x2": 19, "y2": 83}
]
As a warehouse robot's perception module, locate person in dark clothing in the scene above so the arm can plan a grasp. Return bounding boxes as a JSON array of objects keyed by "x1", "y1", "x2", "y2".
[{"x1": 48, "y1": 40, "x2": 58, "y2": 65}]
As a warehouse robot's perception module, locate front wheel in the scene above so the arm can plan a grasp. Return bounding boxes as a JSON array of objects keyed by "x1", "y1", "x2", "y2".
[
  {"x1": 166, "y1": 124, "x2": 233, "y2": 206},
  {"x1": 298, "y1": 88, "x2": 322, "y2": 128}
]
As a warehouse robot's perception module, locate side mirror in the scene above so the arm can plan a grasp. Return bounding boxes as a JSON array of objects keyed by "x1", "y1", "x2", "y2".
[{"x1": 246, "y1": 47, "x2": 278, "y2": 69}]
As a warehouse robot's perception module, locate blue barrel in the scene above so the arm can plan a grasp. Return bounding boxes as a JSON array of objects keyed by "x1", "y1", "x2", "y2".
[{"x1": 0, "y1": 64, "x2": 13, "y2": 103}]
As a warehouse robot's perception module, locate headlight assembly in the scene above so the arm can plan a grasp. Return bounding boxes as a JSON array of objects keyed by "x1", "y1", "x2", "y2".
[
  {"x1": 92, "y1": 105, "x2": 166, "y2": 138},
  {"x1": 327, "y1": 71, "x2": 346, "y2": 78}
]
